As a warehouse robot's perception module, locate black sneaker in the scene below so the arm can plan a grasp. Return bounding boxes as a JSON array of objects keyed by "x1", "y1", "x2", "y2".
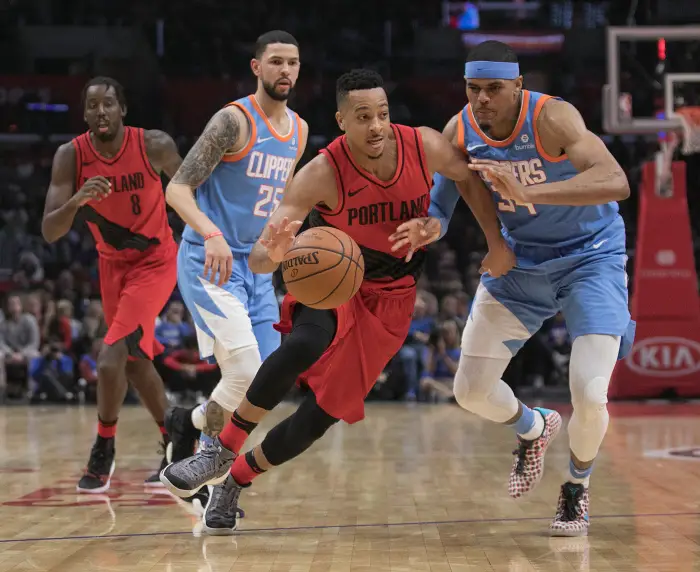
[
  {"x1": 203, "y1": 475, "x2": 246, "y2": 535},
  {"x1": 77, "y1": 436, "x2": 116, "y2": 494},
  {"x1": 165, "y1": 406, "x2": 200, "y2": 463},
  {"x1": 144, "y1": 442, "x2": 169, "y2": 488}
]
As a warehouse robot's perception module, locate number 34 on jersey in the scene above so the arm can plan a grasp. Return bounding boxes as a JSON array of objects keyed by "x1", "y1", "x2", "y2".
[{"x1": 478, "y1": 158, "x2": 547, "y2": 216}]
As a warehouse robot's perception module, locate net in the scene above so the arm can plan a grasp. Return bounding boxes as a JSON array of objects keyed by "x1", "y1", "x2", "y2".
[
  {"x1": 655, "y1": 106, "x2": 700, "y2": 194},
  {"x1": 675, "y1": 106, "x2": 700, "y2": 155}
]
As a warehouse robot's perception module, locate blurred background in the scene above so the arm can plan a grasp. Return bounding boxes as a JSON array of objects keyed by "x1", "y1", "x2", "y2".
[{"x1": 0, "y1": 0, "x2": 698, "y2": 406}]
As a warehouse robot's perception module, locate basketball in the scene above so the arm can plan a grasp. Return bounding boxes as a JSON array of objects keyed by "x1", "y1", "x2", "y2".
[{"x1": 281, "y1": 226, "x2": 365, "y2": 309}]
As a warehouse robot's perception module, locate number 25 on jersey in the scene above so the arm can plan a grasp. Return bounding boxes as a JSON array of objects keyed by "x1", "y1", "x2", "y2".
[{"x1": 253, "y1": 184, "x2": 283, "y2": 218}]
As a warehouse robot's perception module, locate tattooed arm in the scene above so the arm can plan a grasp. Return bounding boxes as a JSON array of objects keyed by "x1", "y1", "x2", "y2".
[{"x1": 165, "y1": 106, "x2": 249, "y2": 237}]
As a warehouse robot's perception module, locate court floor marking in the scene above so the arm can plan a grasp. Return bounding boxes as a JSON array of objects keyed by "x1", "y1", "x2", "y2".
[{"x1": 1, "y1": 510, "x2": 699, "y2": 545}]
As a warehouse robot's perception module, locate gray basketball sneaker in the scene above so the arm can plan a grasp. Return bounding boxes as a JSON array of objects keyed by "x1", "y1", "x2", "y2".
[
  {"x1": 160, "y1": 437, "x2": 234, "y2": 498},
  {"x1": 203, "y1": 475, "x2": 246, "y2": 535}
]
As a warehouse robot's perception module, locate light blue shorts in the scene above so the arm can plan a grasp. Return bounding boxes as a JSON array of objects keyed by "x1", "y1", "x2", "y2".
[
  {"x1": 177, "y1": 239, "x2": 280, "y2": 360},
  {"x1": 480, "y1": 226, "x2": 636, "y2": 358}
]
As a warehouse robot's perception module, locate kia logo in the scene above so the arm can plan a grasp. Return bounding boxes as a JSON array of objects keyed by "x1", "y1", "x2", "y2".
[{"x1": 626, "y1": 337, "x2": 700, "y2": 377}]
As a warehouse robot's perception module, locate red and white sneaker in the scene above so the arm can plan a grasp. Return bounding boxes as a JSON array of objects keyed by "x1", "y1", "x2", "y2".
[
  {"x1": 508, "y1": 407, "x2": 562, "y2": 499},
  {"x1": 550, "y1": 482, "x2": 590, "y2": 537}
]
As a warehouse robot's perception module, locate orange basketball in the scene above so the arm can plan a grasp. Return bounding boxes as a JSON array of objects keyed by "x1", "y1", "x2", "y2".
[{"x1": 281, "y1": 226, "x2": 365, "y2": 310}]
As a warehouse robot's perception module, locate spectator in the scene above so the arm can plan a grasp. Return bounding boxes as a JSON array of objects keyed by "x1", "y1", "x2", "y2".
[
  {"x1": 420, "y1": 319, "x2": 461, "y2": 401},
  {"x1": 156, "y1": 301, "x2": 192, "y2": 352},
  {"x1": 81, "y1": 300, "x2": 105, "y2": 342},
  {"x1": 0, "y1": 294, "x2": 41, "y2": 396},
  {"x1": 160, "y1": 336, "x2": 218, "y2": 398},
  {"x1": 78, "y1": 338, "x2": 102, "y2": 403},
  {"x1": 397, "y1": 292, "x2": 436, "y2": 400},
  {"x1": 29, "y1": 341, "x2": 75, "y2": 403},
  {"x1": 44, "y1": 299, "x2": 75, "y2": 351}
]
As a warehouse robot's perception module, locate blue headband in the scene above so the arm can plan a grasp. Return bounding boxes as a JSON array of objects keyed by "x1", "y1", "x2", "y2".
[{"x1": 464, "y1": 61, "x2": 520, "y2": 79}]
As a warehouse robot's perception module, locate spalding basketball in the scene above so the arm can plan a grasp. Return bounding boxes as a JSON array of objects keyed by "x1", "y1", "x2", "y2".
[{"x1": 281, "y1": 227, "x2": 365, "y2": 310}]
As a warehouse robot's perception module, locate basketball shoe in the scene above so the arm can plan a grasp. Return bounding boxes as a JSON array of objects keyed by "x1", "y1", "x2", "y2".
[
  {"x1": 550, "y1": 482, "x2": 590, "y2": 536},
  {"x1": 509, "y1": 407, "x2": 562, "y2": 498},
  {"x1": 77, "y1": 436, "x2": 116, "y2": 493},
  {"x1": 160, "y1": 437, "x2": 234, "y2": 498},
  {"x1": 144, "y1": 441, "x2": 170, "y2": 487},
  {"x1": 165, "y1": 406, "x2": 200, "y2": 463},
  {"x1": 203, "y1": 475, "x2": 246, "y2": 535}
]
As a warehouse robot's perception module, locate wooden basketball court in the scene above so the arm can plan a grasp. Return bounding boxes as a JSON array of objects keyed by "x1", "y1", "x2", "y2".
[{"x1": 1, "y1": 401, "x2": 700, "y2": 571}]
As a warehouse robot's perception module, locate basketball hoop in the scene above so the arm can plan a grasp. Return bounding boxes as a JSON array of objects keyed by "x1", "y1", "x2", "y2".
[
  {"x1": 655, "y1": 106, "x2": 700, "y2": 196},
  {"x1": 675, "y1": 106, "x2": 700, "y2": 155}
]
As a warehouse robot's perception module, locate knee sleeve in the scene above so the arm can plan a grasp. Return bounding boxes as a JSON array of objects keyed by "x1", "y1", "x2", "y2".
[
  {"x1": 571, "y1": 376, "x2": 609, "y2": 421},
  {"x1": 453, "y1": 355, "x2": 518, "y2": 422},
  {"x1": 210, "y1": 344, "x2": 261, "y2": 413},
  {"x1": 569, "y1": 335, "x2": 618, "y2": 419},
  {"x1": 261, "y1": 393, "x2": 339, "y2": 466},
  {"x1": 246, "y1": 306, "x2": 336, "y2": 410}
]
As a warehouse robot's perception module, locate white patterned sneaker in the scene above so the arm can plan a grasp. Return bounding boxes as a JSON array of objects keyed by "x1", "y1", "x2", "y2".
[{"x1": 508, "y1": 407, "x2": 562, "y2": 498}]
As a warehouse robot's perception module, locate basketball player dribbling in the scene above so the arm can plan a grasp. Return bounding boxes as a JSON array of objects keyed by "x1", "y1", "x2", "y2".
[
  {"x1": 393, "y1": 41, "x2": 635, "y2": 536},
  {"x1": 42, "y1": 77, "x2": 183, "y2": 492},
  {"x1": 163, "y1": 30, "x2": 306, "y2": 512},
  {"x1": 161, "y1": 69, "x2": 515, "y2": 534}
]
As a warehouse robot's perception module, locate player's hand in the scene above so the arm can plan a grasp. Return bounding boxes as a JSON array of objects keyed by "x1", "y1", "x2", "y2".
[
  {"x1": 480, "y1": 239, "x2": 516, "y2": 278},
  {"x1": 259, "y1": 217, "x2": 303, "y2": 263},
  {"x1": 73, "y1": 176, "x2": 112, "y2": 206},
  {"x1": 204, "y1": 233, "x2": 233, "y2": 287},
  {"x1": 389, "y1": 217, "x2": 441, "y2": 262},
  {"x1": 468, "y1": 159, "x2": 528, "y2": 204}
]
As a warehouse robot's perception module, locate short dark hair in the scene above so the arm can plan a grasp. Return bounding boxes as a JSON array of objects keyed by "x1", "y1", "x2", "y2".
[
  {"x1": 466, "y1": 40, "x2": 518, "y2": 63},
  {"x1": 254, "y1": 30, "x2": 299, "y2": 59},
  {"x1": 336, "y1": 69, "x2": 384, "y2": 107},
  {"x1": 81, "y1": 76, "x2": 126, "y2": 110}
]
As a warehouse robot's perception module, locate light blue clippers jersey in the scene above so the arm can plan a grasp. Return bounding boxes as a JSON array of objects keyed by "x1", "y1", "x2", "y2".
[
  {"x1": 459, "y1": 90, "x2": 622, "y2": 247},
  {"x1": 182, "y1": 95, "x2": 301, "y2": 254}
]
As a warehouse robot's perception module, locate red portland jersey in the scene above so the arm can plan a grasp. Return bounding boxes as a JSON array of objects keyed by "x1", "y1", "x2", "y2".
[
  {"x1": 313, "y1": 124, "x2": 431, "y2": 281},
  {"x1": 317, "y1": 124, "x2": 431, "y2": 254},
  {"x1": 72, "y1": 127, "x2": 174, "y2": 259}
]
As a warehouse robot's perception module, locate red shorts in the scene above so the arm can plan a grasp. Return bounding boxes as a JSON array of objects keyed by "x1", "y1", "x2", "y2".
[
  {"x1": 275, "y1": 277, "x2": 416, "y2": 424},
  {"x1": 99, "y1": 241, "x2": 177, "y2": 360}
]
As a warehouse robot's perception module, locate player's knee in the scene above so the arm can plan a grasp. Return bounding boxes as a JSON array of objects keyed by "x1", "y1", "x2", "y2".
[
  {"x1": 453, "y1": 360, "x2": 492, "y2": 411},
  {"x1": 283, "y1": 325, "x2": 333, "y2": 371},
  {"x1": 96, "y1": 343, "x2": 127, "y2": 381},
  {"x1": 571, "y1": 376, "x2": 609, "y2": 420},
  {"x1": 210, "y1": 345, "x2": 261, "y2": 413}
]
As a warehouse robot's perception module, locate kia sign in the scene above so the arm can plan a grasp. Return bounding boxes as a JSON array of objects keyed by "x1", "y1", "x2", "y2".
[{"x1": 626, "y1": 337, "x2": 700, "y2": 378}]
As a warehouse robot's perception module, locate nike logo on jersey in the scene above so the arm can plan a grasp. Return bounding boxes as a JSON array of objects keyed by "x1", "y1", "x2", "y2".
[
  {"x1": 591, "y1": 239, "x2": 608, "y2": 250},
  {"x1": 348, "y1": 185, "x2": 368, "y2": 197},
  {"x1": 257, "y1": 136, "x2": 274, "y2": 144},
  {"x1": 467, "y1": 143, "x2": 488, "y2": 152}
]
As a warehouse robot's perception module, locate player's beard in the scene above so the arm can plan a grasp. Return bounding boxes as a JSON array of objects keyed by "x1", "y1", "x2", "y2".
[{"x1": 262, "y1": 79, "x2": 293, "y2": 102}]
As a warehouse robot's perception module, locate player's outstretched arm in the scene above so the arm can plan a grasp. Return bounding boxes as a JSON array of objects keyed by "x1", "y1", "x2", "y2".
[
  {"x1": 165, "y1": 106, "x2": 250, "y2": 238},
  {"x1": 144, "y1": 129, "x2": 183, "y2": 180},
  {"x1": 249, "y1": 154, "x2": 337, "y2": 275},
  {"x1": 42, "y1": 143, "x2": 111, "y2": 243},
  {"x1": 391, "y1": 119, "x2": 513, "y2": 275}
]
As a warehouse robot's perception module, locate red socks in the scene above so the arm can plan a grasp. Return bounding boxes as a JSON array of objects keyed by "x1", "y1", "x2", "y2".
[
  {"x1": 230, "y1": 451, "x2": 266, "y2": 486},
  {"x1": 218, "y1": 411, "x2": 258, "y2": 454},
  {"x1": 97, "y1": 418, "x2": 117, "y2": 439}
]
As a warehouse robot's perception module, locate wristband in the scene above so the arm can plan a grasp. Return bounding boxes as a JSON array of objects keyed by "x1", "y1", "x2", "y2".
[{"x1": 204, "y1": 231, "x2": 223, "y2": 241}]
